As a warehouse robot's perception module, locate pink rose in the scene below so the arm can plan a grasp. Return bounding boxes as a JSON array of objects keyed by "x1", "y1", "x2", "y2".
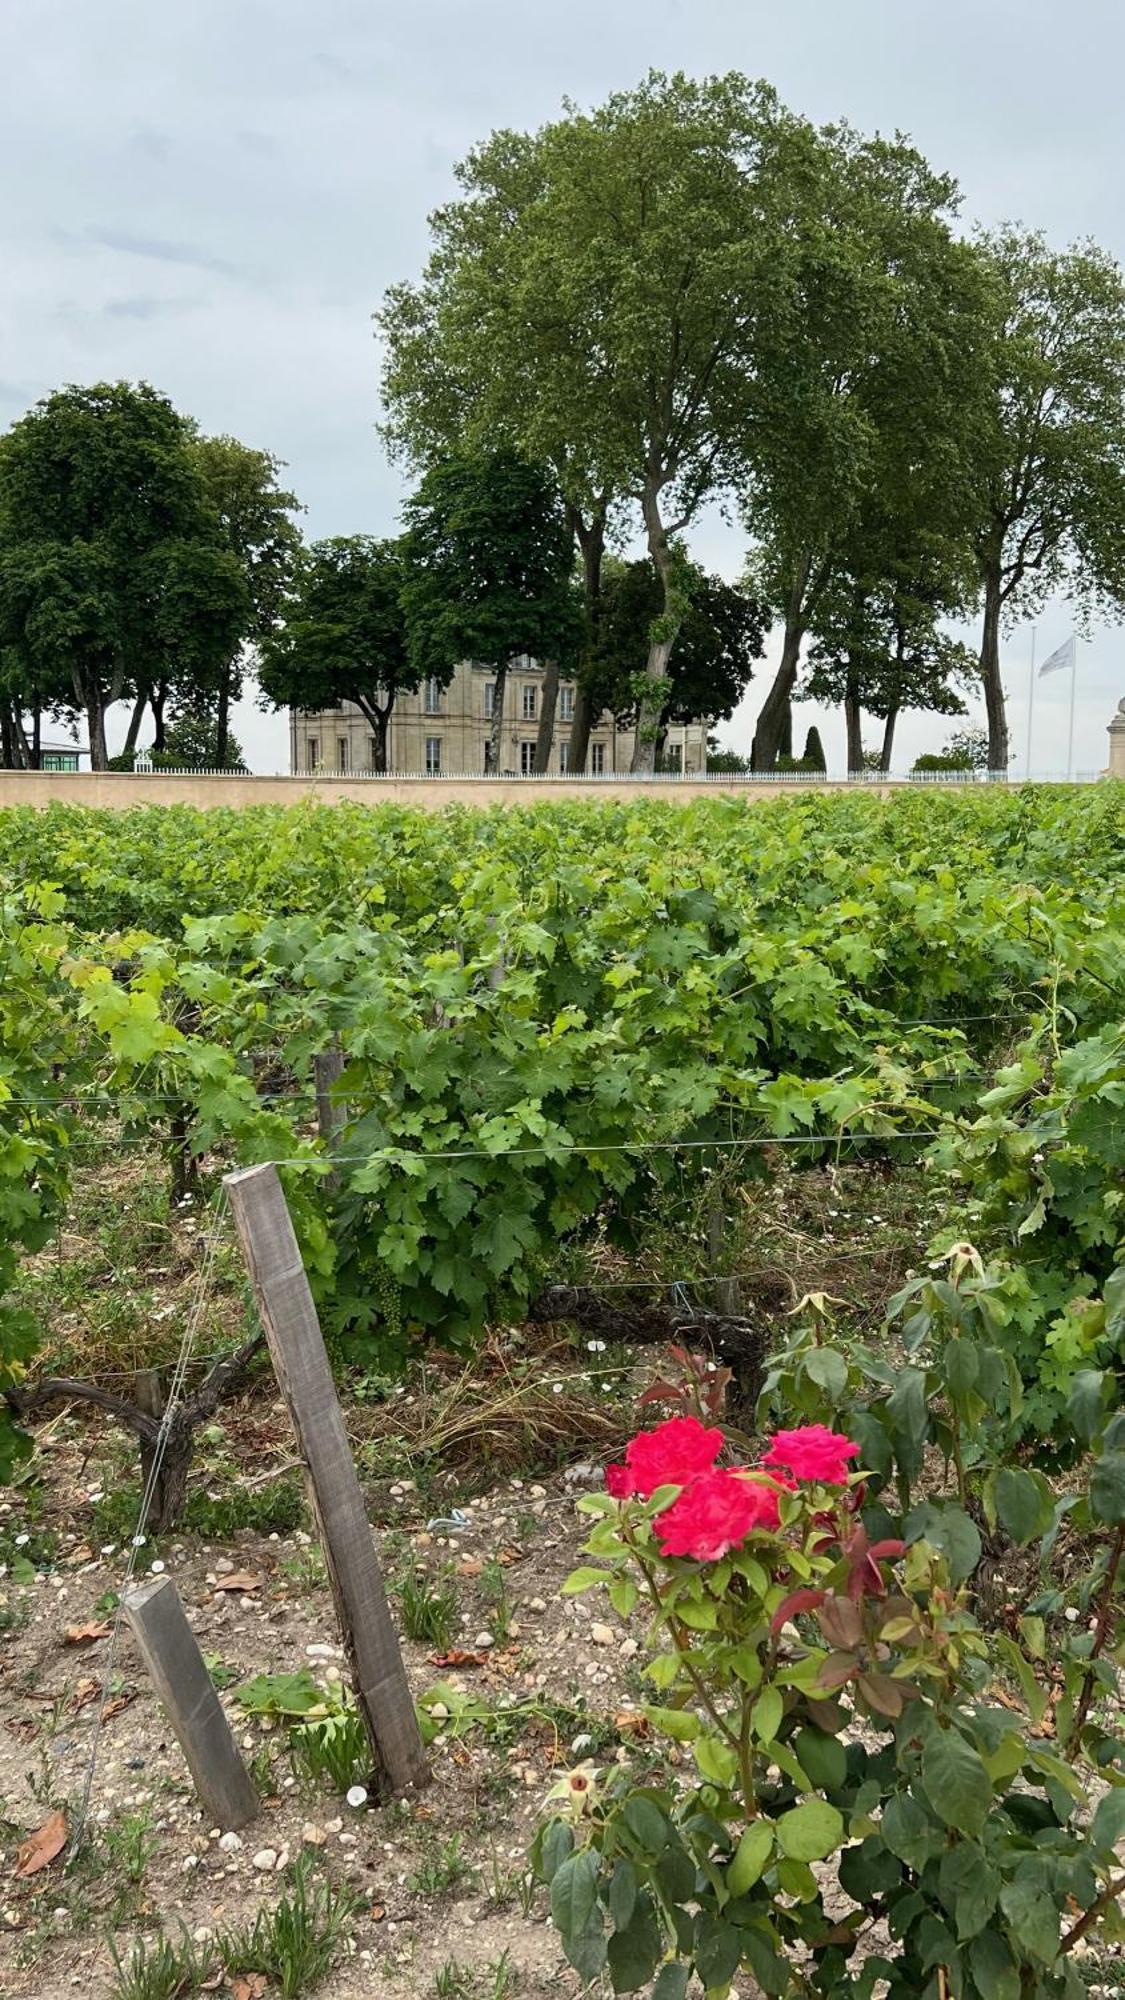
[
  {"x1": 654, "y1": 1469, "x2": 781, "y2": 1561},
  {"x1": 762, "y1": 1425, "x2": 860, "y2": 1486}
]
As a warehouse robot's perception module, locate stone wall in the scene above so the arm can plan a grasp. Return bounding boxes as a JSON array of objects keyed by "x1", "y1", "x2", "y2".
[{"x1": 0, "y1": 771, "x2": 876, "y2": 811}]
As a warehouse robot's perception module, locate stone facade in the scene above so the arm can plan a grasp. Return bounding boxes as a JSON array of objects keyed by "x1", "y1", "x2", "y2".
[
  {"x1": 288, "y1": 659, "x2": 709, "y2": 776},
  {"x1": 1108, "y1": 699, "x2": 1125, "y2": 778}
]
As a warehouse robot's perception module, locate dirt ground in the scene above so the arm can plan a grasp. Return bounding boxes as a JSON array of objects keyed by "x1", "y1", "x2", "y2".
[{"x1": 0, "y1": 1410, "x2": 687, "y2": 2000}]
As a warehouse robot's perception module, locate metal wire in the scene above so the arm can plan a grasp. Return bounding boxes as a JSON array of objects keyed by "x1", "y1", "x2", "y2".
[{"x1": 71, "y1": 1186, "x2": 228, "y2": 1844}]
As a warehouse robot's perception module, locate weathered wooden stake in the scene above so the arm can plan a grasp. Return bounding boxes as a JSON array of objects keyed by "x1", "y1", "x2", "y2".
[
  {"x1": 707, "y1": 1194, "x2": 741, "y2": 1317},
  {"x1": 123, "y1": 1574, "x2": 259, "y2": 1829},
  {"x1": 224, "y1": 1162, "x2": 429, "y2": 1796},
  {"x1": 313, "y1": 1046, "x2": 346, "y2": 1155}
]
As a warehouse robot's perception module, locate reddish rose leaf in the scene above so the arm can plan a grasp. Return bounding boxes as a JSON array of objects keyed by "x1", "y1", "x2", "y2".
[
  {"x1": 213, "y1": 1572, "x2": 261, "y2": 1594},
  {"x1": 427, "y1": 1649, "x2": 487, "y2": 1669},
  {"x1": 231, "y1": 1976, "x2": 267, "y2": 2000},
  {"x1": 817, "y1": 1649, "x2": 860, "y2": 1690},
  {"x1": 817, "y1": 1597, "x2": 864, "y2": 1650},
  {"x1": 14, "y1": 1810, "x2": 67, "y2": 1878},
  {"x1": 771, "y1": 1587, "x2": 826, "y2": 1634}
]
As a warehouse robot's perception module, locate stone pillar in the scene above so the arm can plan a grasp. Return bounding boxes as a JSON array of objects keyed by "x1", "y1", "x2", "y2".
[{"x1": 1108, "y1": 699, "x2": 1125, "y2": 778}]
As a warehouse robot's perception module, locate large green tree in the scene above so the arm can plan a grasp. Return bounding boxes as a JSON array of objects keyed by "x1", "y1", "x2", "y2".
[
  {"x1": 741, "y1": 129, "x2": 992, "y2": 769},
  {"x1": 259, "y1": 536, "x2": 414, "y2": 773},
  {"x1": 0, "y1": 382, "x2": 247, "y2": 768},
  {"x1": 399, "y1": 451, "x2": 577, "y2": 772},
  {"x1": 967, "y1": 230, "x2": 1125, "y2": 770},
  {"x1": 187, "y1": 433, "x2": 302, "y2": 766},
  {"x1": 591, "y1": 557, "x2": 765, "y2": 758},
  {"x1": 380, "y1": 72, "x2": 800, "y2": 771}
]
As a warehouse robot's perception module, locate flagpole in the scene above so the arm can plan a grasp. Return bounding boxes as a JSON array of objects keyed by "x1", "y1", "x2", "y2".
[
  {"x1": 1025, "y1": 627, "x2": 1036, "y2": 780},
  {"x1": 1066, "y1": 635, "x2": 1077, "y2": 782}
]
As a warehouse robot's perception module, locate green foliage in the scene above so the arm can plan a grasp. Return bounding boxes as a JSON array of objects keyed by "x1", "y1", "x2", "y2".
[
  {"x1": 0, "y1": 381, "x2": 248, "y2": 767},
  {"x1": 396, "y1": 1561, "x2": 459, "y2": 1647},
  {"x1": 236, "y1": 1668, "x2": 371, "y2": 1795},
  {"x1": 537, "y1": 1370, "x2": 1125, "y2": 1995},
  {"x1": 592, "y1": 558, "x2": 766, "y2": 728},
  {"x1": 109, "y1": 1928, "x2": 211, "y2": 2000},
  {"x1": 969, "y1": 230, "x2": 1125, "y2": 764},
  {"x1": 400, "y1": 450, "x2": 578, "y2": 770},
  {"x1": 217, "y1": 1856, "x2": 361, "y2": 1998},
  {"x1": 260, "y1": 535, "x2": 414, "y2": 773}
]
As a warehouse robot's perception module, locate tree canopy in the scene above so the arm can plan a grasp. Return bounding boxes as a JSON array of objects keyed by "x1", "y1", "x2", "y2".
[
  {"x1": 0, "y1": 382, "x2": 247, "y2": 768},
  {"x1": 591, "y1": 558, "x2": 765, "y2": 743},
  {"x1": 966, "y1": 230, "x2": 1125, "y2": 768},
  {"x1": 259, "y1": 536, "x2": 413, "y2": 773},
  {"x1": 399, "y1": 451, "x2": 578, "y2": 771}
]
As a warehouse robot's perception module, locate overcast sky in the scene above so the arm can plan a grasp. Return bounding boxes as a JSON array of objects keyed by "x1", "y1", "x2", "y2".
[{"x1": 2, "y1": 0, "x2": 1123, "y2": 775}]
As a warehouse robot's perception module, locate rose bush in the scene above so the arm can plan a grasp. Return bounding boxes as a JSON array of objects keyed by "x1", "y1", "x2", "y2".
[{"x1": 535, "y1": 1400, "x2": 1125, "y2": 1998}]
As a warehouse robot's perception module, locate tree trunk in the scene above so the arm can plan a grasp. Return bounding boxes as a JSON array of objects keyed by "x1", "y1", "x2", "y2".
[
  {"x1": 778, "y1": 701, "x2": 793, "y2": 760},
  {"x1": 122, "y1": 689, "x2": 148, "y2": 761},
  {"x1": 151, "y1": 682, "x2": 168, "y2": 754},
  {"x1": 215, "y1": 668, "x2": 230, "y2": 769},
  {"x1": 751, "y1": 563, "x2": 811, "y2": 770},
  {"x1": 979, "y1": 570, "x2": 1008, "y2": 775},
  {"x1": 631, "y1": 481, "x2": 678, "y2": 774},
  {"x1": 880, "y1": 707, "x2": 898, "y2": 773},
  {"x1": 568, "y1": 683, "x2": 594, "y2": 775},
  {"x1": 486, "y1": 664, "x2": 508, "y2": 772},
  {"x1": 0, "y1": 706, "x2": 15, "y2": 770},
  {"x1": 532, "y1": 658, "x2": 559, "y2": 773},
  {"x1": 86, "y1": 693, "x2": 109, "y2": 772},
  {"x1": 844, "y1": 663, "x2": 863, "y2": 774},
  {"x1": 372, "y1": 705, "x2": 390, "y2": 773},
  {"x1": 30, "y1": 705, "x2": 41, "y2": 770},
  {"x1": 568, "y1": 504, "x2": 607, "y2": 774}
]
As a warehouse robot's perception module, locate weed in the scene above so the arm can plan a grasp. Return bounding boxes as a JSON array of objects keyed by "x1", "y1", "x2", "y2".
[
  {"x1": 184, "y1": 1475, "x2": 304, "y2": 1538},
  {"x1": 279, "y1": 1542, "x2": 327, "y2": 1590},
  {"x1": 249, "y1": 1742, "x2": 280, "y2": 1796},
  {"x1": 408, "y1": 1830, "x2": 476, "y2": 1898},
  {"x1": 434, "y1": 1960, "x2": 474, "y2": 2000},
  {"x1": 203, "y1": 1651, "x2": 240, "y2": 1691},
  {"x1": 109, "y1": 1926, "x2": 210, "y2": 2000},
  {"x1": 289, "y1": 1708, "x2": 370, "y2": 1795},
  {"x1": 102, "y1": 1809, "x2": 159, "y2": 1885},
  {"x1": 396, "y1": 1561, "x2": 458, "y2": 1648},
  {"x1": 487, "y1": 1847, "x2": 538, "y2": 1917},
  {"x1": 218, "y1": 1856, "x2": 360, "y2": 1998},
  {"x1": 433, "y1": 1951, "x2": 517, "y2": 2000},
  {"x1": 478, "y1": 1558, "x2": 512, "y2": 1644}
]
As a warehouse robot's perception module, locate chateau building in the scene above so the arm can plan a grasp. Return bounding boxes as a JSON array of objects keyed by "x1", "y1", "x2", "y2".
[{"x1": 289, "y1": 659, "x2": 709, "y2": 776}]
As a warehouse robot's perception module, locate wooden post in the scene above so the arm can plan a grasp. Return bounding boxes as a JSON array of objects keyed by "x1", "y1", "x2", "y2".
[
  {"x1": 313, "y1": 1046, "x2": 345, "y2": 1153},
  {"x1": 707, "y1": 1194, "x2": 741, "y2": 1318},
  {"x1": 224, "y1": 1163, "x2": 429, "y2": 1796},
  {"x1": 123, "y1": 1575, "x2": 258, "y2": 1829}
]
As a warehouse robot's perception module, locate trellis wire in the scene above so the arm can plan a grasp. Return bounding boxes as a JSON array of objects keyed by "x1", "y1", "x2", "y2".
[{"x1": 70, "y1": 1185, "x2": 228, "y2": 1845}]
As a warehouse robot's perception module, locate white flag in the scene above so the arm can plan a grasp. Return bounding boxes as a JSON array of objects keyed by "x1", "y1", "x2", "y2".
[{"x1": 1039, "y1": 634, "x2": 1076, "y2": 678}]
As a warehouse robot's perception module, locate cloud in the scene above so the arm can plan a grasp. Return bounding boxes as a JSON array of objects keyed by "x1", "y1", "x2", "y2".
[
  {"x1": 102, "y1": 294, "x2": 202, "y2": 321},
  {"x1": 87, "y1": 228, "x2": 241, "y2": 281}
]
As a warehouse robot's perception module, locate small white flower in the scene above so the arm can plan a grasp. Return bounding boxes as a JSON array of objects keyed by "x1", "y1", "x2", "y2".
[
  {"x1": 150, "y1": 1559, "x2": 165, "y2": 1574},
  {"x1": 586, "y1": 1340, "x2": 607, "y2": 1353},
  {"x1": 346, "y1": 1785, "x2": 369, "y2": 1809},
  {"x1": 552, "y1": 1382, "x2": 564, "y2": 1394}
]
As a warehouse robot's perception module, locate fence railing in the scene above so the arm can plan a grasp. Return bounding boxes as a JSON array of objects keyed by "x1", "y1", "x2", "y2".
[{"x1": 14, "y1": 765, "x2": 1106, "y2": 785}]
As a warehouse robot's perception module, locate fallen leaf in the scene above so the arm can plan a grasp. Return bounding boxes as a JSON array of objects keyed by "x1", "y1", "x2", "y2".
[
  {"x1": 14, "y1": 1810, "x2": 67, "y2": 1878},
  {"x1": 65, "y1": 1544, "x2": 95, "y2": 1565},
  {"x1": 63, "y1": 1621, "x2": 110, "y2": 1646},
  {"x1": 369, "y1": 1903, "x2": 387, "y2": 1923},
  {"x1": 614, "y1": 1711, "x2": 651, "y2": 1738},
  {"x1": 103, "y1": 1691, "x2": 137, "y2": 1722},
  {"x1": 427, "y1": 1649, "x2": 487, "y2": 1669},
  {"x1": 213, "y1": 1572, "x2": 262, "y2": 1595},
  {"x1": 70, "y1": 1678, "x2": 100, "y2": 1713},
  {"x1": 456, "y1": 1558, "x2": 483, "y2": 1577},
  {"x1": 231, "y1": 1976, "x2": 267, "y2": 2000}
]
